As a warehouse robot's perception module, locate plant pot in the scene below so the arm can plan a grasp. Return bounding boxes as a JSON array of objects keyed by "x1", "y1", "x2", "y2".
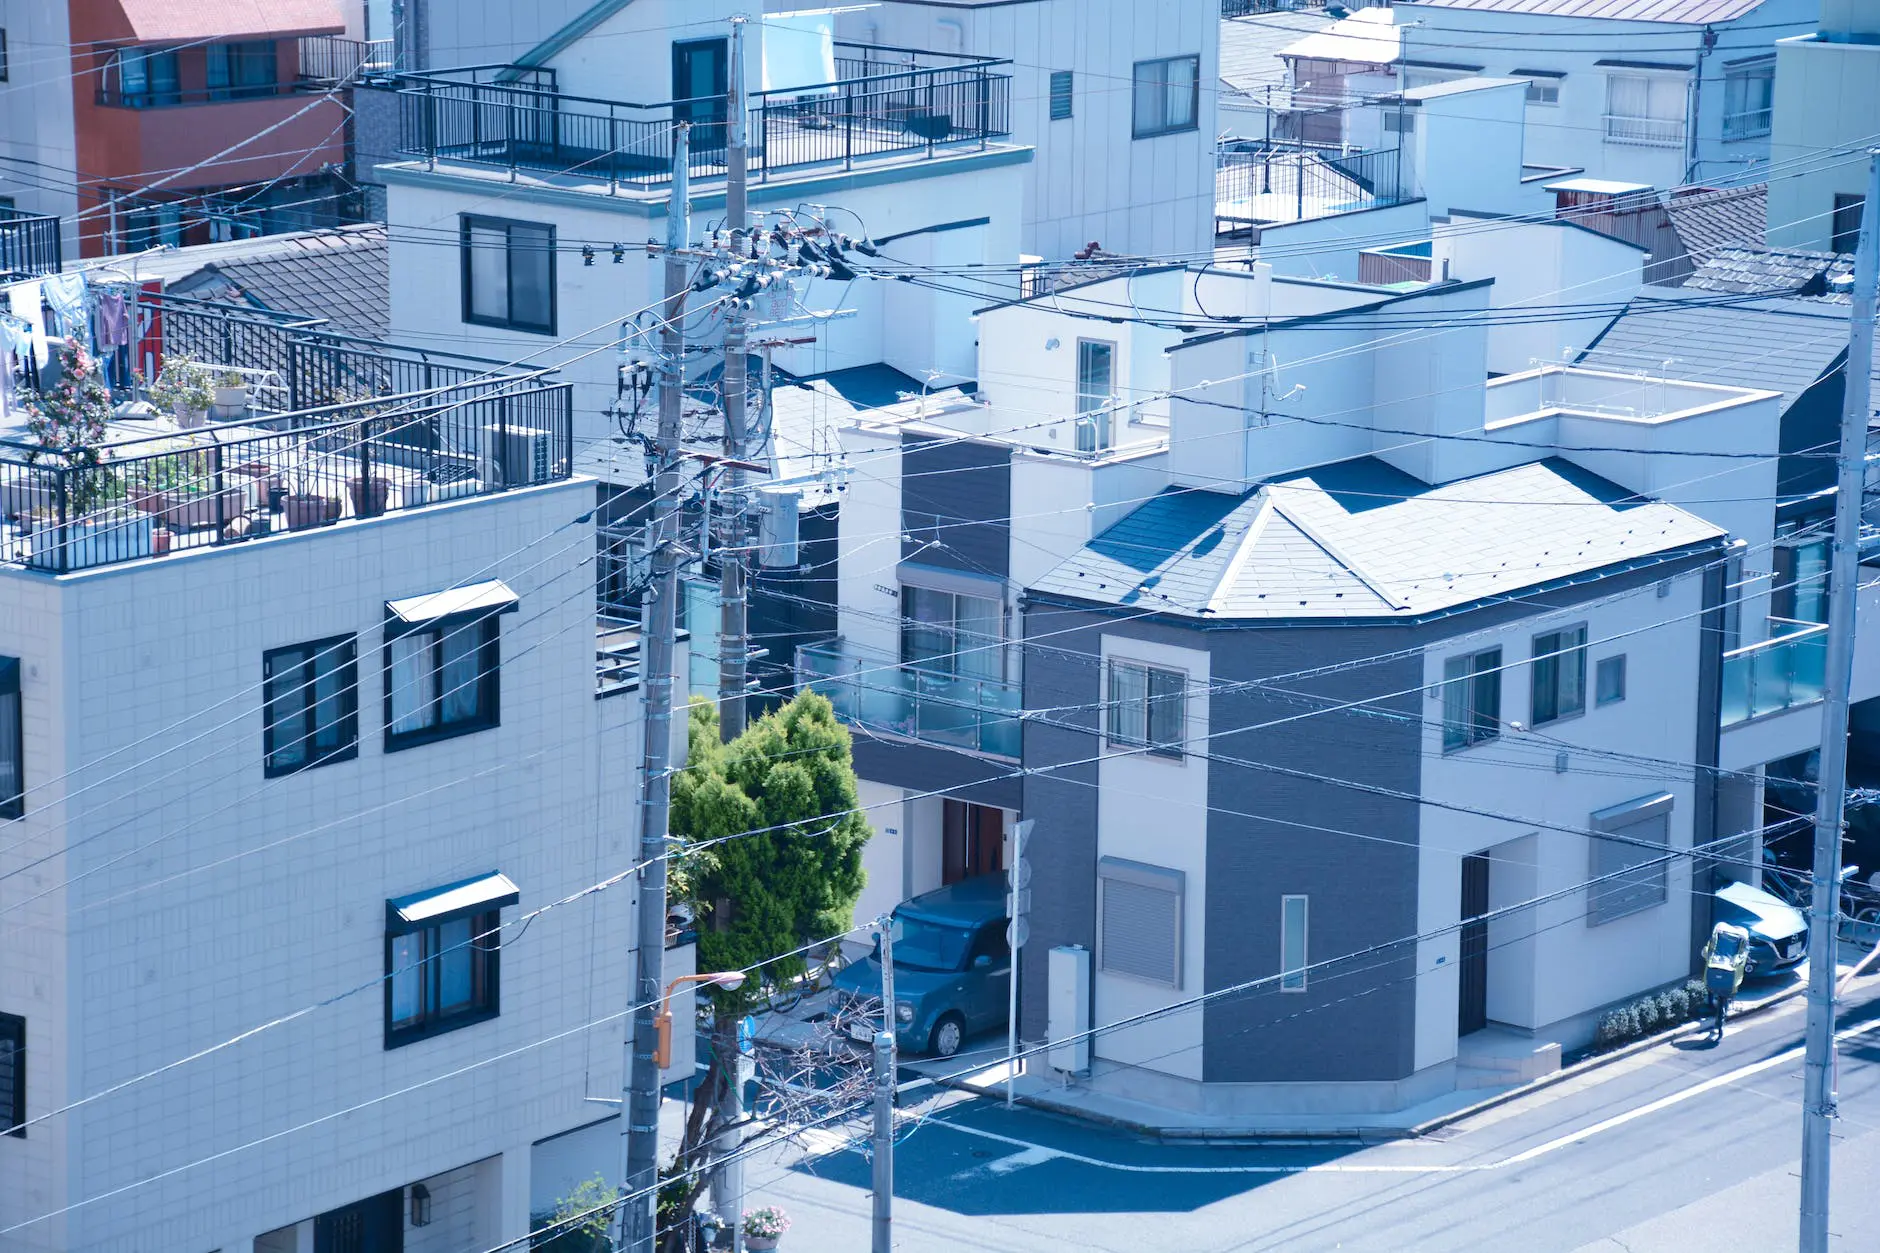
[
  {"x1": 154, "y1": 488, "x2": 247, "y2": 531},
  {"x1": 152, "y1": 528, "x2": 173, "y2": 555},
  {"x1": 283, "y1": 493, "x2": 327, "y2": 531},
  {"x1": 172, "y1": 403, "x2": 207, "y2": 430},
  {"x1": 746, "y1": 1238, "x2": 779, "y2": 1251},
  {"x1": 324, "y1": 495, "x2": 343, "y2": 522},
  {"x1": 230, "y1": 462, "x2": 278, "y2": 511},
  {"x1": 214, "y1": 384, "x2": 248, "y2": 411},
  {"x1": 28, "y1": 511, "x2": 154, "y2": 570},
  {"x1": 268, "y1": 485, "x2": 287, "y2": 514},
  {"x1": 348, "y1": 476, "x2": 390, "y2": 518}
]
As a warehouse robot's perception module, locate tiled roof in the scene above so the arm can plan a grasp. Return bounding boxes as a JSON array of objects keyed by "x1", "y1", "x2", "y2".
[
  {"x1": 1400, "y1": 0, "x2": 1764, "y2": 22},
  {"x1": 1663, "y1": 185, "x2": 1767, "y2": 269},
  {"x1": 161, "y1": 226, "x2": 390, "y2": 339},
  {"x1": 1220, "y1": 11, "x2": 1335, "y2": 96},
  {"x1": 1029, "y1": 459, "x2": 1723, "y2": 620},
  {"x1": 1679, "y1": 245, "x2": 1854, "y2": 302}
]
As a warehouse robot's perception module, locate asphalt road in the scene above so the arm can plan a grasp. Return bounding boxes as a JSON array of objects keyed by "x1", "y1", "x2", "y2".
[{"x1": 735, "y1": 976, "x2": 1880, "y2": 1251}]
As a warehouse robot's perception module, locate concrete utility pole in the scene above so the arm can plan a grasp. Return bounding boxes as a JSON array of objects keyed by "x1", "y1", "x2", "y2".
[
  {"x1": 621, "y1": 122, "x2": 692, "y2": 1253},
  {"x1": 719, "y1": 15, "x2": 753, "y2": 744},
  {"x1": 1799, "y1": 148, "x2": 1879, "y2": 1253},
  {"x1": 872, "y1": 916, "x2": 897, "y2": 1253}
]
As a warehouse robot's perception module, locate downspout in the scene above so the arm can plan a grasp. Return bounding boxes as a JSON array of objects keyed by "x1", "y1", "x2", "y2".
[{"x1": 1685, "y1": 24, "x2": 1718, "y2": 183}]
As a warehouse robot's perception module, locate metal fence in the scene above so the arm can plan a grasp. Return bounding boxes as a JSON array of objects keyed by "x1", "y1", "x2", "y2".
[
  {"x1": 298, "y1": 35, "x2": 395, "y2": 85},
  {"x1": 1222, "y1": 0, "x2": 1331, "y2": 14},
  {"x1": 1216, "y1": 142, "x2": 1405, "y2": 230},
  {"x1": 0, "y1": 383, "x2": 573, "y2": 573},
  {"x1": 398, "y1": 53, "x2": 1011, "y2": 189},
  {"x1": 0, "y1": 208, "x2": 62, "y2": 283}
]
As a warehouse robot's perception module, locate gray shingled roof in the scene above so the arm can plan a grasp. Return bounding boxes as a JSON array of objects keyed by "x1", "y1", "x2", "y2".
[
  {"x1": 1680, "y1": 245, "x2": 1854, "y2": 302},
  {"x1": 1663, "y1": 185, "x2": 1767, "y2": 270},
  {"x1": 155, "y1": 225, "x2": 390, "y2": 339},
  {"x1": 1220, "y1": 10, "x2": 1334, "y2": 99},
  {"x1": 1029, "y1": 458, "x2": 1723, "y2": 620},
  {"x1": 1577, "y1": 289, "x2": 1849, "y2": 409}
]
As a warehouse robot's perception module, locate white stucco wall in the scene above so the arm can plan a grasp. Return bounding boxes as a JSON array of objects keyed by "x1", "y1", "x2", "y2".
[
  {"x1": 0, "y1": 0, "x2": 80, "y2": 253},
  {"x1": 1766, "y1": 34, "x2": 1880, "y2": 251}
]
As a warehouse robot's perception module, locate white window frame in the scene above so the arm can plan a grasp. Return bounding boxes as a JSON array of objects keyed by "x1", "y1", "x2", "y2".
[
  {"x1": 1105, "y1": 658, "x2": 1187, "y2": 758},
  {"x1": 1280, "y1": 895, "x2": 1308, "y2": 992},
  {"x1": 1097, "y1": 857, "x2": 1185, "y2": 988},
  {"x1": 1603, "y1": 72, "x2": 1687, "y2": 148},
  {"x1": 1515, "y1": 69, "x2": 1563, "y2": 107},
  {"x1": 1075, "y1": 338, "x2": 1116, "y2": 452}
]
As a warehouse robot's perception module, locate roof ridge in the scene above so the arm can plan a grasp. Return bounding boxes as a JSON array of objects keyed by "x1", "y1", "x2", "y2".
[{"x1": 1266, "y1": 489, "x2": 1411, "y2": 612}]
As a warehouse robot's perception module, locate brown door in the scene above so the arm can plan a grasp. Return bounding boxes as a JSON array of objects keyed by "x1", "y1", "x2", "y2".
[
  {"x1": 1458, "y1": 853, "x2": 1490, "y2": 1037},
  {"x1": 942, "y1": 800, "x2": 1005, "y2": 884}
]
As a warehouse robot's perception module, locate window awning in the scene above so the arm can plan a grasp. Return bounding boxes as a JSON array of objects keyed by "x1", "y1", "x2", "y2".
[
  {"x1": 386, "y1": 580, "x2": 520, "y2": 630},
  {"x1": 387, "y1": 872, "x2": 520, "y2": 932},
  {"x1": 109, "y1": 0, "x2": 346, "y2": 43}
]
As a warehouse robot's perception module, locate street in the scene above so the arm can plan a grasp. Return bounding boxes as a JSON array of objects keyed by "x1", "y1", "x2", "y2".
[{"x1": 734, "y1": 978, "x2": 1880, "y2": 1251}]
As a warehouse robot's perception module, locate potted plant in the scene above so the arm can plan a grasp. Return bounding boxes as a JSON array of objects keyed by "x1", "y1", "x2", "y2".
[
  {"x1": 147, "y1": 356, "x2": 215, "y2": 429},
  {"x1": 743, "y1": 1206, "x2": 792, "y2": 1251},
  {"x1": 213, "y1": 369, "x2": 249, "y2": 414},
  {"x1": 282, "y1": 450, "x2": 328, "y2": 531},
  {"x1": 348, "y1": 472, "x2": 390, "y2": 518},
  {"x1": 22, "y1": 340, "x2": 153, "y2": 569}
]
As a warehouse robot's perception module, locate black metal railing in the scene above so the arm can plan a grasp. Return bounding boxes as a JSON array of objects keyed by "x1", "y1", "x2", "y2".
[
  {"x1": 1215, "y1": 141, "x2": 1406, "y2": 231},
  {"x1": 298, "y1": 34, "x2": 395, "y2": 85},
  {"x1": 145, "y1": 292, "x2": 542, "y2": 412},
  {"x1": 0, "y1": 383, "x2": 573, "y2": 574},
  {"x1": 397, "y1": 52, "x2": 1011, "y2": 189},
  {"x1": 94, "y1": 81, "x2": 329, "y2": 108},
  {"x1": 1223, "y1": 0, "x2": 1333, "y2": 14},
  {"x1": 0, "y1": 208, "x2": 62, "y2": 282}
]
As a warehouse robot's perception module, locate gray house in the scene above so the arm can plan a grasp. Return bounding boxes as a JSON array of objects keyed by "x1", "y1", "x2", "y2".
[{"x1": 1018, "y1": 455, "x2": 1727, "y2": 1121}]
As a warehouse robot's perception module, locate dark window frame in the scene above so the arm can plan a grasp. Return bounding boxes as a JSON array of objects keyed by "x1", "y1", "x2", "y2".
[
  {"x1": 1, "y1": 29, "x2": 9, "y2": 83},
  {"x1": 263, "y1": 636, "x2": 360, "y2": 777},
  {"x1": 1049, "y1": 70, "x2": 1074, "y2": 120},
  {"x1": 1106, "y1": 658, "x2": 1187, "y2": 758},
  {"x1": 0, "y1": 1011, "x2": 22, "y2": 1137},
  {"x1": 206, "y1": 40, "x2": 279, "y2": 101},
  {"x1": 1442, "y1": 647, "x2": 1502, "y2": 752},
  {"x1": 459, "y1": 214, "x2": 557, "y2": 335},
  {"x1": 383, "y1": 909, "x2": 501, "y2": 1048},
  {"x1": 382, "y1": 614, "x2": 502, "y2": 753},
  {"x1": 1131, "y1": 55, "x2": 1201, "y2": 139},
  {"x1": 1529, "y1": 624, "x2": 1587, "y2": 727},
  {"x1": 0, "y1": 657, "x2": 20, "y2": 820}
]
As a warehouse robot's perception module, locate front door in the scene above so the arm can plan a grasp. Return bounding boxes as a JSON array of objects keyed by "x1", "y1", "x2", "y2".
[
  {"x1": 314, "y1": 1189, "x2": 404, "y2": 1253},
  {"x1": 672, "y1": 38, "x2": 729, "y2": 152},
  {"x1": 1458, "y1": 853, "x2": 1490, "y2": 1037},
  {"x1": 942, "y1": 800, "x2": 1004, "y2": 885}
]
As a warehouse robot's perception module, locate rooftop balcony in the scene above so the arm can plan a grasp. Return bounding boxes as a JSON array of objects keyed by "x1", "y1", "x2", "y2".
[
  {"x1": 798, "y1": 638, "x2": 1021, "y2": 759},
  {"x1": 0, "y1": 208, "x2": 63, "y2": 283},
  {"x1": 1216, "y1": 141, "x2": 1409, "y2": 236},
  {"x1": 395, "y1": 44, "x2": 1013, "y2": 194},
  {"x1": 0, "y1": 380, "x2": 572, "y2": 574}
]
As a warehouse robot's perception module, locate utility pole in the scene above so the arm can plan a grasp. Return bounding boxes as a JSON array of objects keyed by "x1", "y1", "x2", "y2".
[
  {"x1": 719, "y1": 15, "x2": 753, "y2": 743},
  {"x1": 621, "y1": 122, "x2": 691, "y2": 1253},
  {"x1": 872, "y1": 915, "x2": 896, "y2": 1253},
  {"x1": 1799, "y1": 149, "x2": 1879, "y2": 1253}
]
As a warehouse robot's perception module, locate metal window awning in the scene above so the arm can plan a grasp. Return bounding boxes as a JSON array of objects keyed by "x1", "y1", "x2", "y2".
[
  {"x1": 387, "y1": 871, "x2": 520, "y2": 932},
  {"x1": 386, "y1": 580, "x2": 520, "y2": 630}
]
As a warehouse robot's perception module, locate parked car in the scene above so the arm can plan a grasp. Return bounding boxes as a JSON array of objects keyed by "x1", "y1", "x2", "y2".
[
  {"x1": 832, "y1": 875, "x2": 1011, "y2": 1057},
  {"x1": 1714, "y1": 880, "x2": 1808, "y2": 976}
]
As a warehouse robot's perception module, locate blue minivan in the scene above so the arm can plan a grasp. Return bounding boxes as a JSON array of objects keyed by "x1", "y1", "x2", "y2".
[{"x1": 832, "y1": 875, "x2": 1011, "y2": 1057}]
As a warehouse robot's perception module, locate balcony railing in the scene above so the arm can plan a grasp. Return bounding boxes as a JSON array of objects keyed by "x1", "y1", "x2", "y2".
[
  {"x1": 0, "y1": 382, "x2": 572, "y2": 573},
  {"x1": 298, "y1": 34, "x2": 395, "y2": 86},
  {"x1": 798, "y1": 639, "x2": 1021, "y2": 759},
  {"x1": 1721, "y1": 618, "x2": 1828, "y2": 727},
  {"x1": 1602, "y1": 113, "x2": 1685, "y2": 148},
  {"x1": 1216, "y1": 141, "x2": 1407, "y2": 233},
  {"x1": 0, "y1": 208, "x2": 62, "y2": 283},
  {"x1": 397, "y1": 47, "x2": 1011, "y2": 191},
  {"x1": 95, "y1": 81, "x2": 327, "y2": 109}
]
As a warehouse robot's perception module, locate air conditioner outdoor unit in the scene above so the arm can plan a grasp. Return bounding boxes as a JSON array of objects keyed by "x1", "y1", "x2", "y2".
[{"x1": 482, "y1": 424, "x2": 552, "y2": 487}]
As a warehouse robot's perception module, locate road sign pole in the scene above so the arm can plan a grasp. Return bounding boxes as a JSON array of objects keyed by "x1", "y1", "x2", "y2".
[{"x1": 1006, "y1": 819, "x2": 1033, "y2": 1110}]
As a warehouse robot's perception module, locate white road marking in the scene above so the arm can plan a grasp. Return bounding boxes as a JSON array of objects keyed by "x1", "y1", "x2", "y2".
[{"x1": 877, "y1": 1016, "x2": 1880, "y2": 1179}]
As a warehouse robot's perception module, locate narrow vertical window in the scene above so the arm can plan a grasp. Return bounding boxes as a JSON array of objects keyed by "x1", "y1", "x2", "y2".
[
  {"x1": 1280, "y1": 896, "x2": 1308, "y2": 991},
  {"x1": 0, "y1": 658, "x2": 20, "y2": 819},
  {"x1": 1075, "y1": 340, "x2": 1116, "y2": 452}
]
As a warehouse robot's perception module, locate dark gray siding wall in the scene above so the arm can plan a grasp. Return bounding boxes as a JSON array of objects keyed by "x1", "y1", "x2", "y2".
[
  {"x1": 849, "y1": 736, "x2": 1023, "y2": 811},
  {"x1": 1778, "y1": 361, "x2": 1842, "y2": 503},
  {"x1": 1201, "y1": 626, "x2": 1425, "y2": 1083},
  {"x1": 901, "y1": 433, "x2": 1011, "y2": 578}
]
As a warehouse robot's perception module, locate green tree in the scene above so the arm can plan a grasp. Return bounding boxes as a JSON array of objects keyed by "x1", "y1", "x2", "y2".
[{"x1": 659, "y1": 690, "x2": 871, "y2": 1249}]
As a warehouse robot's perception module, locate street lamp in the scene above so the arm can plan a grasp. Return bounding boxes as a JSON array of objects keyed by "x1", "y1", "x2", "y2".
[{"x1": 653, "y1": 971, "x2": 747, "y2": 1068}]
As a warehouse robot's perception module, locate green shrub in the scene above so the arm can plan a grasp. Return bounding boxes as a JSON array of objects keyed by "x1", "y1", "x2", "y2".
[
  {"x1": 1637, "y1": 997, "x2": 1663, "y2": 1032},
  {"x1": 1595, "y1": 1009, "x2": 1629, "y2": 1046}
]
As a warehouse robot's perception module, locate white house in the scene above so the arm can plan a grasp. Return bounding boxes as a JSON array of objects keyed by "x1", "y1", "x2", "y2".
[
  {"x1": 0, "y1": 381, "x2": 687, "y2": 1251},
  {"x1": 1766, "y1": 0, "x2": 1880, "y2": 253}
]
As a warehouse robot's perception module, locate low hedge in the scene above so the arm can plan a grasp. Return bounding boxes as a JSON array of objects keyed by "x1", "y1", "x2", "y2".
[{"x1": 1593, "y1": 980, "x2": 1711, "y2": 1048}]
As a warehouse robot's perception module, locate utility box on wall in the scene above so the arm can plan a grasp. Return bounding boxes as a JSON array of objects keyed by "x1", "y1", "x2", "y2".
[{"x1": 1047, "y1": 944, "x2": 1091, "y2": 1075}]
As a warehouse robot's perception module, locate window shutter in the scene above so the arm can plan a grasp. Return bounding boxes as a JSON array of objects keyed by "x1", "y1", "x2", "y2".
[{"x1": 1098, "y1": 858, "x2": 1184, "y2": 986}]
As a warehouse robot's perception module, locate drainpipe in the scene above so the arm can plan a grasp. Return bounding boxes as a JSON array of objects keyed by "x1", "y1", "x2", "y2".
[{"x1": 1685, "y1": 25, "x2": 1718, "y2": 183}]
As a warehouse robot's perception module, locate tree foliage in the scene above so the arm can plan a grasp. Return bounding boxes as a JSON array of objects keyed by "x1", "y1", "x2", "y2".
[{"x1": 671, "y1": 690, "x2": 871, "y2": 1003}]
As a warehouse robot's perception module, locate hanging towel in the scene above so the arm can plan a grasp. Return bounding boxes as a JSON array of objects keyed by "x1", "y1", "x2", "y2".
[
  {"x1": 6, "y1": 282, "x2": 49, "y2": 368},
  {"x1": 95, "y1": 290, "x2": 132, "y2": 349},
  {"x1": 42, "y1": 272, "x2": 88, "y2": 339}
]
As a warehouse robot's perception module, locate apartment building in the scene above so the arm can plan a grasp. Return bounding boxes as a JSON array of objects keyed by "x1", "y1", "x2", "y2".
[{"x1": 1766, "y1": 0, "x2": 1880, "y2": 253}]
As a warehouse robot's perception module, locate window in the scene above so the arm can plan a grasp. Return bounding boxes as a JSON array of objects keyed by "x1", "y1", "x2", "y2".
[
  {"x1": 263, "y1": 637, "x2": 359, "y2": 776},
  {"x1": 0, "y1": 1012, "x2": 21, "y2": 1137},
  {"x1": 1529, "y1": 625, "x2": 1587, "y2": 726},
  {"x1": 1516, "y1": 71, "x2": 1563, "y2": 106},
  {"x1": 112, "y1": 46, "x2": 180, "y2": 106},
  {"x1": 1106, "y1": 659, "x2": 1186, "y2": 756},
  {"x1": 1132, "y1": 55, "x2": 1199, "y2": 138},
  {"x1": 1075, "y1": 339, "x2": 1116, "y2": 453},
  {"x1": 1721, "y1": 60, "x2": 1773, "y2": 141},
  {"x1": 1441, "y1": 648, "x2": 1501, "y2": 752},
  {"x1": 461, "y1": 215, "x2": 556, "y2": 334},
  {"x1": 1280, "y1": 895, "x2": 1308, "y2": 991},
  {"x1": 384, "y1": 873, "x2": 517, "y2": 1047},
  {"x1": 1833, "y1": 193, "x2": 1866, "y2": 255},
  {"x1": 1596, "y1": 655, "x2": 1627, "y2": 706},
  {"x1": 384, "y1": 618, "x2": 501, "y2": 751},
  {"x1": 0, "y1": 658, "x2": 19, "y2": 820},
  {"x1": 207, "y1": 41, "x2": 278, "y2": 100},
  {"x1": 1588, "y1": 793, "x2": 1673, "y2": 925},
  {"x1": 1050, "y1": 70, "x2": 1074, "y2": 120},
  {"x1": 1772, "y1": 526, "x2": 1830, "y2": 624},
  {"x1": 1098, "y1": 857, "x2": 1183, "y2": 987},
  {"x1": 900, "y1": 583, "x2": 1002, "y2": 681},
  {"x1": 1604, "y1": 73, "x2": 1686, "y2": 147},
  {"x1": 1, "y1": 29, "x2": 9, "y2": 83}
]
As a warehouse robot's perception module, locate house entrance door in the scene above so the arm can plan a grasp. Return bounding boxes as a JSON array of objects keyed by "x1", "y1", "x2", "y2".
[
  {"x1": 1459, "y1": 853, "x2": 1490, "y2": 1036},
  {"x1": 942, "y1": 800, "x2": 1005, "y2": 884}
]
